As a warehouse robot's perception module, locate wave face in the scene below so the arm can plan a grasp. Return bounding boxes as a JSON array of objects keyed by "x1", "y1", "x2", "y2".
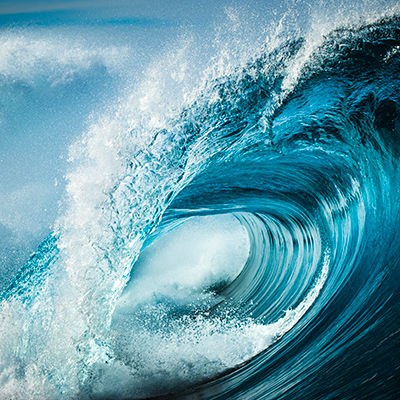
[{"x1": 1, "y1": 8, "x2": 400, "y2": 400}]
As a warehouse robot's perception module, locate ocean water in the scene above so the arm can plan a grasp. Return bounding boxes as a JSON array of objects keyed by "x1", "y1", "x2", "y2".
[{"x1": 1, "y1": 1, "x2": 400, "y2": 399}]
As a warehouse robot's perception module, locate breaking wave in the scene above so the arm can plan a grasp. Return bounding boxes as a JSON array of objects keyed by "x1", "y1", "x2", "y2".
[{"x1": 1, "y1": 8, "x2": 400, "y2": 400}]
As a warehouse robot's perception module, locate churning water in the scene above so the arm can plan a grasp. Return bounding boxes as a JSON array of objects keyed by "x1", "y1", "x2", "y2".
[{"x1": 1, "y1": 2, "x2": 400, "y2": 399}]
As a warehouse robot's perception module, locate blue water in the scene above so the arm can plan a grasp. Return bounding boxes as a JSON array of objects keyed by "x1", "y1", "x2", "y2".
[{"x1": 1, "y1": 2, "x2": 400, "y2": 399}]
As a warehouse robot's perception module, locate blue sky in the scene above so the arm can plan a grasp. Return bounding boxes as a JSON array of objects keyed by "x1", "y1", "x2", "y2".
[{"x1": 0, "y1": 0, "x2": 242, "y2": 25}]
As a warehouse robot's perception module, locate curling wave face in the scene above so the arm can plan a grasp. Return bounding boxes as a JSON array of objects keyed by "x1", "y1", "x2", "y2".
[{"x1": 1, "y1": 13, "x2": 400, "y2": 400}]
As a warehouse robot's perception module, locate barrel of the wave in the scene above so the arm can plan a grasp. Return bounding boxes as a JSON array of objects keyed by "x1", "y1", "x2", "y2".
[{"x1": 171, "y1": 16, "x2": 400, "y2": 400}]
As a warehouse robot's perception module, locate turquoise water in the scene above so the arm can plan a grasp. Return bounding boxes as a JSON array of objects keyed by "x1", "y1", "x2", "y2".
[{"x1": 1, "y1": 2, "x2": 400, "y2": 399}]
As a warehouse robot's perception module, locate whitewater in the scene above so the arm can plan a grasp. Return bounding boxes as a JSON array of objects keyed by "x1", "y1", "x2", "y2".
[{"x1": 1, "y1": 1, "x2": 400, "y2": 399}]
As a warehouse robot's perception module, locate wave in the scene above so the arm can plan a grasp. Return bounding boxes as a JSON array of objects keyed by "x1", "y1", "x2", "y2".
[{"x1": 1, "y1": 10, "x2": 400, "y2": 400}]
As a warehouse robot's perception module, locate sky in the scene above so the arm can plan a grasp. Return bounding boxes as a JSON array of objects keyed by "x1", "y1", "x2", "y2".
[{"x1": 0, "y1": 0, "x2": 254, "y2": 26}]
